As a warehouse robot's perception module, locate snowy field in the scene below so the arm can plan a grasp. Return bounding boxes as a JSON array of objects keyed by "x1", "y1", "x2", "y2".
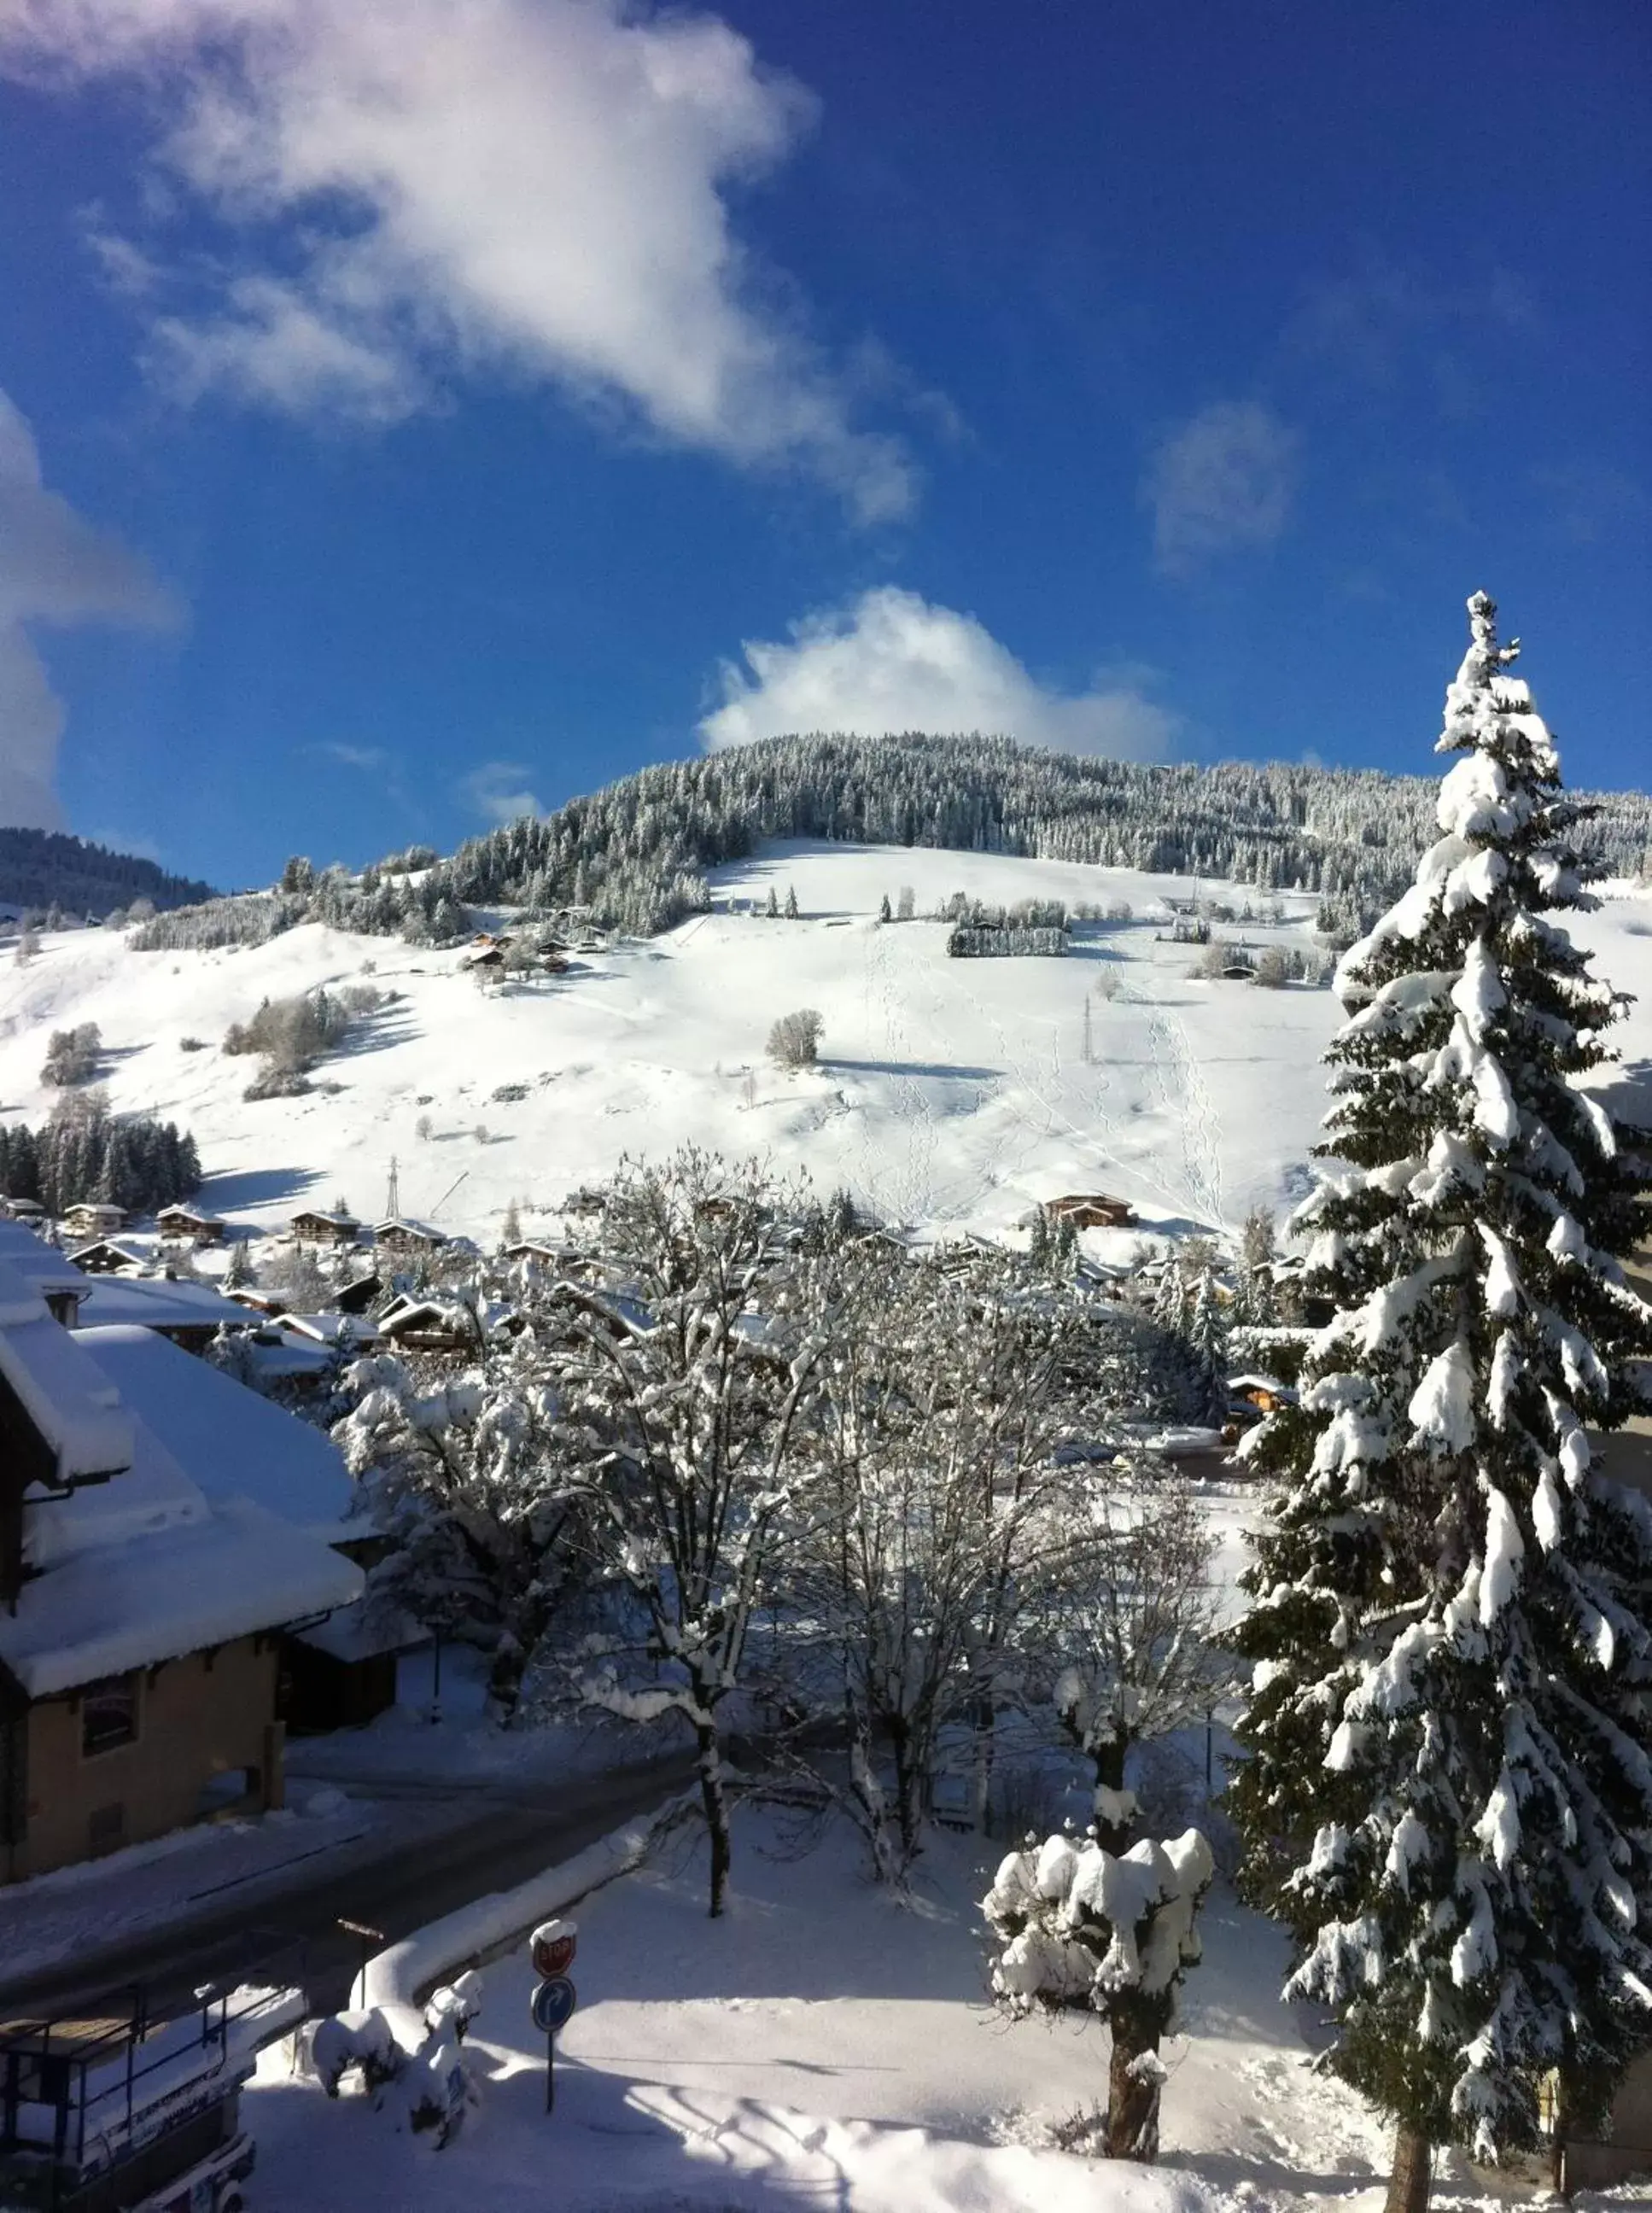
[{"x1": 3, "y1": 843, "x2": 1649, "y2": 1251}]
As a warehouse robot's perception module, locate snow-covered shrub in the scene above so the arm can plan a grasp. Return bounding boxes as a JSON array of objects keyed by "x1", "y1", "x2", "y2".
[
  {"x1": 310, "y1": 1998, "x2": 476, "y2": 2147},
  {"x1": 983, "y1": 1825, "x2": 1214, "y2": 2159}
]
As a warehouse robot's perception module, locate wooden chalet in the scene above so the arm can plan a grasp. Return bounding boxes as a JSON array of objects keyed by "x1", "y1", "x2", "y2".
[
  {"x1": 373, "y1": 1216, "x2": 447, "y2": 1258},
  {"x1": 60, "y1": 1201, "x2": 126, "y2": 1241},
  {"x1": 154, "y1": 1204, "x2": 226, "y2": 1246},
  {"x1": 1043, "y1": 1193, "x2": 1138, "y2": 1230},
  {"x1": 1228, "y1": 1372, "x2": 1295, "y2": 1416},
  {"x1": 0, "y1": 1263, "x2": 360, "y2": 1880},
  {"x1": 289, "y1": 1207, "x2": 361, "y2": 1249},
  {"x1": 377, "y1": 1296, "x2": 483, "y2": 1353},
  {"x1": 0, "y1": 1198, "x2": 44, "y2": 1223},
  {"x1": 68, "y1": 1238, "x2": 148, "y2": 1276}
]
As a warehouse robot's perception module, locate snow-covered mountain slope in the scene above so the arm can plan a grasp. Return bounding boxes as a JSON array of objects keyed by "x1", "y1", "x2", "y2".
[{"x1": 2, "y1": 843, "x2": 1648, "y2": 1251}]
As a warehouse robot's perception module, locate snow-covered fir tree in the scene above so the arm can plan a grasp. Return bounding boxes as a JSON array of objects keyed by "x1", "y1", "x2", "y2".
[{"x1": 1230, "y1": 593, "x2": 1652, "y2": 2211}]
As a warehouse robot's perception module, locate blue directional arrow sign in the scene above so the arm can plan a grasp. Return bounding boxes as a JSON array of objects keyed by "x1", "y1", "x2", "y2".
[{"x1": 532, "y1": 1975, "x2": 578, "y2": 2036}]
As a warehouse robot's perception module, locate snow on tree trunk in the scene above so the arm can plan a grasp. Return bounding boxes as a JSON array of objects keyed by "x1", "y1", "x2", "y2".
[
  {"x1": 983, "y1": 1826, "x2": 1214, "y2": 2162},
  {"x1": 1231, "y1": 592, "x2": 1652, "y2": 2175}
]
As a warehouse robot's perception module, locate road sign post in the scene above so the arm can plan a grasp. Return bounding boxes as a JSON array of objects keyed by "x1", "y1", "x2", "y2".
[{"x1": 528, "y1": 1920, "x2": 579, "y2": 2115}]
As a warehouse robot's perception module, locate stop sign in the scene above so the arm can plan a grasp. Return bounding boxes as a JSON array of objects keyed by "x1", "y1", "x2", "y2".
[{"x1": 531, "y1": 1917, "x2": 578, "y2": 1979}]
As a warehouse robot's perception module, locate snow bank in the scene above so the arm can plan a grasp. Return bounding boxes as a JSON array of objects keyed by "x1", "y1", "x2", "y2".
[{"x1": 359, "y1": 1786, "x2": 696, "y2": 2010}]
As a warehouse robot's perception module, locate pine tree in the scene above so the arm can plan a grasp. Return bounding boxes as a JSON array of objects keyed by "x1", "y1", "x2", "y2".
[
  {"x1": 1236, "y1": 1206, "x2": 1279, "y2": 1324},
  {"x1": 1230, "y1": 593, "x2": 1652, "y2": 2210},
  {"x1": 879, "y1": 892, "x2": 892, "y2": 924},
  {"x1": 784, "y1": 883, "x2": 799, "y2": 919},
  {"x1": 1185, "y1": 1264, "x2": 1228, "y2": 1420}
]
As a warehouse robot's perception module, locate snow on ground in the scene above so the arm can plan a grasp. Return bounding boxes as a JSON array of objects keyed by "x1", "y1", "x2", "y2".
[
  {"x1": 11, "y1": 845, "x2": 1643, "y2": 1251},
  {"x1": 248, "y1": 1801, "x2": 1398, "y2": 2213},
  {"x1": 286, "y1": 1644, "x2": 678, "y2": 1796}
]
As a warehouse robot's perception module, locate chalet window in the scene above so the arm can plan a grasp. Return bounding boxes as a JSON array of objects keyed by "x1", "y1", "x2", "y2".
[{"x1": 81, "y1": 1673, "x2": 138, "y2": 1756}]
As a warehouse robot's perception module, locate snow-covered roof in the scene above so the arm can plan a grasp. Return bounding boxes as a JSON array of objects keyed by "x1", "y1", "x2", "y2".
[
  {"x1": 74, "y1": 1324, "x2": 367, "y2": 1541},
  {"x1": 241, "y1": 1331, "x2": 336, "y2": 1386},
  {"x1": 374, "y1": 1216, "x2": 446, "y2": 1241},
  {"x1": 277, "y1": 1311, "x2": 382, "y2": 1348},
  {"x1": 0, "y1": 1492, "x2": 362, "y2": 1697},
  {"x1": 0, "y1": 1260, "x2": 132, "y2": 1484},
  {"x1": 71, "y1": 1275, "x2": 252, "y2": 1333},
  {"x1": 155, "y1": 1203, "x2": 225, "y2": 1226},
  {"x1": 0, "y1": 1218, "x2": 89, "y2": 1302},
  {"x1": 294, "y1": 1596, "x2": 424, "y2": 1662}
]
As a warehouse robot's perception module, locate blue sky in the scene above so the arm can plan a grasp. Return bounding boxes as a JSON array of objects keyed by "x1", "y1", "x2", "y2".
[{"x1": 1, "y1": 0, "x2": 1646, "y2": 885}]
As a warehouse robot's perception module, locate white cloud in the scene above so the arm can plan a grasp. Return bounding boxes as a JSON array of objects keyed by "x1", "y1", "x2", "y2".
[
  {"x1": 313, "y1": 740, "x2": 389, "y2": 772},
  {"x1": 0, "y1": 388, "x2": 175, "y2": 831},
  {"x1": 1144, "y1": 400, "x2": 1299, "y2": 575},
  {"x1": 459, "y1": 760, "x2": 543, "y2": 825},
  {"x1": 3, "y1": 0, "x2": 913, "y2": 519},
  {"x1": 698, "y1": 587, "x2": 1178, "y2": 760}
]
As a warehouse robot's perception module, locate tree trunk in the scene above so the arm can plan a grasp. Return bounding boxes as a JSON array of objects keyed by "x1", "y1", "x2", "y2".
[
  {"x1": 1093, "y1": 1737, "x2": 1133, "y2": 1854},
  {"x1": 696, "y1": 1721, "x2": 731, "y2": 1918},
  {"x1": 1105, "y1": 2002, "x2": 1162, "y2": 2160},
  {"x1": 890, "y1": 1718, "x2": 923, "y2": 1873},
  {"x1": 1383, "y1": 2125, "x2": 1431, "y2": 2213}
]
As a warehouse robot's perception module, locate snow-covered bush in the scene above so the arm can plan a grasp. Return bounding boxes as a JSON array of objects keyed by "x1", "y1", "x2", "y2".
[{"x1": 983, "y1": 1825, "x2": 1214, "y2": 2159}]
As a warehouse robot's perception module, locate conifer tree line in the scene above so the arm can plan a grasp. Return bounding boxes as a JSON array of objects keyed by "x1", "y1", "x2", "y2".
[
  {"x1": 1229, "y1": 593, "x2": 1652, "y2": 2207},
  {"x1": 0, "y1": 826, "x2": 216, "y2": 920},
  {"x1": 0, "y1": 1093, "x2": 201, "y2": 1216},
  {"x1": 130, "y1": 733, "x2": 1652, "y2": 954}
]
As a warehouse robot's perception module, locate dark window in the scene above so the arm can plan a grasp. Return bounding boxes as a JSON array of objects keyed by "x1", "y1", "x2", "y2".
[{"x1": 81, "y1": 1674, "x2": 138, "y2": 1755}]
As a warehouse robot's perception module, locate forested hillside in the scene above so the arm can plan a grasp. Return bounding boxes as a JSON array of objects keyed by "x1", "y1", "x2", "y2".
[
  {"x1": 132, "y1": 733, "x2": 1652, "y2": 950},
  {"x1": 0, "y1": 826, "x2": 218, "y2": 920}
]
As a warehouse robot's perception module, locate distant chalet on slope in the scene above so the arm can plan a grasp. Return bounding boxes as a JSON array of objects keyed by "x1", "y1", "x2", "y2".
[
  {"x1": 1042, "y1": 1193, "x2": 1137, "y2": 1229},
  {"x1": 153, "y1": 1202, "x2": 225, "y2": 1246},
  {"x1": 59, "y1": 1201, "x2": 126, "y2": 1242},
  {"x1": 0, "y1": 1258, "x2": 361, "y2": 1880},
  {"x1": 289, "y1": 1206, "x2": 361, "y2": 1248},
  {"x1": 372, "y1": 1215, "x2": 447, "y2": 1257}
]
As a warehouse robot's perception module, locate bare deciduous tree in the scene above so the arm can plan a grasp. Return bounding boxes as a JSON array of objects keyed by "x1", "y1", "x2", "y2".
[{"x1": 767, "y1": 1007, "x2": 822, "y2": 1071}]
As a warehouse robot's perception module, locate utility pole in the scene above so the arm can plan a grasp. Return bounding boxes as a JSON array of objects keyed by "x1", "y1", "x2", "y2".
[
  {"x1": 384, "y1": 1153, "x2": 400, "y2": 1220},
  {"x1": 1082, "y1": 992, "x2": 1094, "y2": 1066}
]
